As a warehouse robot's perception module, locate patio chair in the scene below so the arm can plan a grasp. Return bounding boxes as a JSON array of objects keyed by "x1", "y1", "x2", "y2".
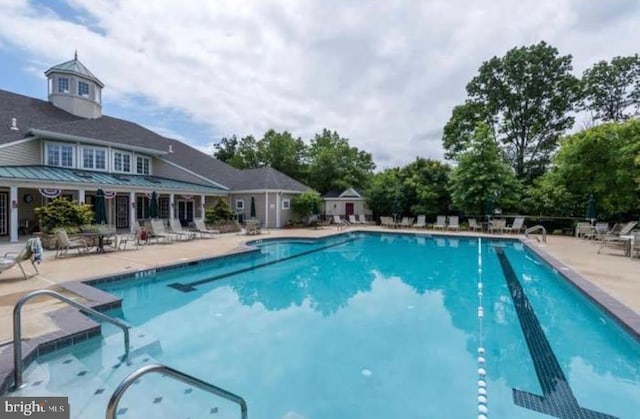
[
  {"x1": 357, "y1": 214, "x2": 372, "y2": 225},
  {"x1": 333, "y1": 215, "x2": 349, "y2": 230},
  {"x1": 380, "y1": 216, "x2": 396, "y2": 228},
  {"x1": 399, "y1": 217, "x2": 414, "y2": 228},
  {"x1": 505, "y1": 217, "x2": 526, "y2": 234},
  {"x1": 192, "y1": 218, "x2": 220, "y2": 238},
  {"x1": 488, "y1": 218, "x2": 506, "y2": 234},
  {"x1": 169, "y1": 218, "x2": 197, "y2": 240},
  {"x1": 597, "y1": 221, "x2": 638, "y2": 254},
  {"x1": 413, "y1": 215, "x2": 427, "y2": 228},
  {"x1": 55, "y1": 229, "x2": 90, "y2": 258},
  {"x1": 575, "y1": 222, "x2": 593, "y2": 239},
  {"x1": 467, "y1": 218, "x2": 482, "y2": 232},
  {"x1": 447, "y1": 216, "x2": 460, "y2": 231},
  {"x1": 433, "y1": 215, "x2": 446, "y2": 230},
  {"x1": 1, "y1": 237, "x2": 42, "y2": 280},
  {"x1": 148, "y1": 219, "x2": 179, "y2": 243},
  {"x1": 349, "y1": 215, "x2": 359, "y2": 224},
  {"x1": 245, "y1": 219, "x2": 262, "y2": 235}
]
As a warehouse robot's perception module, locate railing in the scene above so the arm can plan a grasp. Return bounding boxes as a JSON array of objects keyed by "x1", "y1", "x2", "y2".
[
  {"x1": 105, "y1": 363, "x2": 248, "y2": 419},
  {"x1": 12, "y1": 289, "x2": 130, "y2": 390},
  {"x1": 525, "y1": 225, "x2": 547, "y2": 243}
]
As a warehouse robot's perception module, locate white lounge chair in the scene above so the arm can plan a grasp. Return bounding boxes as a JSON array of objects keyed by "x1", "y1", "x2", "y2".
[
  {"x1": 349, "y1": 215, "x2": 359, "y2": 224},
  {"x1": 505, "y1": 217, "x2": 526, "y2": 234},
  {"x1": 468, "y1": 218, "x2": 482, "y2": 232},
  {"x1": 169, "y1": 218, "x2": 197, "y2": 240},
  {"x1": 413, "y1": 215, "x2": 427, "y2": 228},
  {"x1": 447, "y1": 216, "x2": 460, "y2": 231},
  {"x1": 192, "y1": 218, "x2": 220, "y2": 238},
  {"x1": 1, "y1": 238, "x2": 41, "y2": 280},
  {"x1": 433, "y1": 215, "x2": 446, "y2": 230}
]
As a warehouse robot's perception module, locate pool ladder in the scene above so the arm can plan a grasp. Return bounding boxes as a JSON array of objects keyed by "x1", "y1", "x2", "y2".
[
  {"x1": 525, "y1": 225, "x2": 547, "y2": 243},
  {"x1": 105, "y1": 364, "x2": 248, "y2": 419}
]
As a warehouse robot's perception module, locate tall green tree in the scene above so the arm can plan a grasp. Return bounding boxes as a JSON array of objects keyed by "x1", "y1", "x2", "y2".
[
  {"x1": 448, "y1": 124, "x2": 521, "y2": 215},
  {"x1": 581, "y1": 55, "x2": 640, "y2": 122},
  {"x1": 365, "y1": 168, "x2": 403, "y2": 220},
  {"x1": 400, "y1": 158, "x2": 451, "y2": 215},
  {"x1": 257, "y1": 129, "x2": 307, "y2": 180},
  {"x1": 214, "y1": 135, "x2": 261, "y2": 169},
  {"x1": 306, "y1": 129, "x2": 375, "y2": 194},
  {"x1": 213, "y1": 135, "x2": 238, "y2": 162},
  {"x1": 443, "y1": 41, "x2": 581, "y2": 183},
  {"x1": 526, "y1": 119, "x2": 640, "y2": 218}
]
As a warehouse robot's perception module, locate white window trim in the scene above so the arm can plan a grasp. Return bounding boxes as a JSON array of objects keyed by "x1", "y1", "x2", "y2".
[
  {"x1": 78, "y1": 81, "x2": 90, "y2": 97},
  {"x1": 58, "y1": 77, "x2": 69, "y2": 94},
  {"x1": 45, "y1": 141, "x2": 75, "y2": 168},
  {"x1": 112, "y1": 150, "x2": 133, "y2": 173},
  {"x1": 282, "y1": 199, "x2": 290, "y2": 210},
  {"x1": 135, "y1": 155, "x2": 151, "y2": 175},
  {"x1": 79, "y1": 145, "x2": 108, "y2": 171},
  {"x1": 235, "y1": 199, "x2": 244, "y2": 210}
]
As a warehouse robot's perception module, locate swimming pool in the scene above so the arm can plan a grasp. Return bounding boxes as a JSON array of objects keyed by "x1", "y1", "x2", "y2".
[{"x1": 8, "y1": 232, "x2": 640, "y2": 418}]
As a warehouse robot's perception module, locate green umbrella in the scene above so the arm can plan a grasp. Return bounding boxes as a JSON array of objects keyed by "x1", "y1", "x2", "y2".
[
  {"x1": 149, "y1": 191, "x2": 159, "y2": 218},
  {"x1": 585, "y1": 194, "x2": 596, "y2": 224},
  {"x1": 94, "y1": 189, "x2": 107, "y2": 224},
  {"x1": 250, "y1": 196, "x2": 256, "y2": 219}
]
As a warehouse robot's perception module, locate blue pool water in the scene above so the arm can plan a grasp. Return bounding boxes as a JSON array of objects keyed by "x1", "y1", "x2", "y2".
[{"x1": 11, "y1": 233, "x2": 640, "y2": 418}]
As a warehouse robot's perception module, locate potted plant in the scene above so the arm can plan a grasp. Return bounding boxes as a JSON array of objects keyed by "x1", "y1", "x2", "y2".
[{"x1": 35, "y1": 198, "x2": 95, "y2": 249}]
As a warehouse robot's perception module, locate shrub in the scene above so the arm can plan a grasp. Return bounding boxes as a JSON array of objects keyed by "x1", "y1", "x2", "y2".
[
  {"x1": 205, "y1": 198, "x2": 234, "y2": 225},
  {"x1": 35, "y1": 198, "x2": 94, "y2": 233}
]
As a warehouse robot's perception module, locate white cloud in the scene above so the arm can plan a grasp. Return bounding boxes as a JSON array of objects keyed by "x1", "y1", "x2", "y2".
[{"x1": 0, "y1": 0, "x2": 639, "y2": 168}]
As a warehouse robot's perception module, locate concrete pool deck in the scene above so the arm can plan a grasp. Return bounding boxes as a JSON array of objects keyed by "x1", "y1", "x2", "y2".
[{"x1": 0, "y1": 226, "x2": 638, "y2": 346}]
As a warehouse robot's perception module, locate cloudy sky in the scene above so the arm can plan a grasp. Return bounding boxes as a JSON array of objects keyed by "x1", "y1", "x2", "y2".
[{"x1": 1, "y1": 0, "x2": 639, "y2": 169}]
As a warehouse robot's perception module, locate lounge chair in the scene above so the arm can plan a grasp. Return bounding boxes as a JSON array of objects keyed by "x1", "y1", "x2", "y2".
[
  {"x1": 505, "y1": 217, "x2": 526, "y2": 234},
  {"x1": 433, "y1": 215, "x2": 446, "y2": 230},
  {"x1": 399, "y1": 217, "x2": 414, "y2": 228},
  {"x1": 597, "y1": 221, "x2": 638, "y2": 254},
  {"x1": 149, "y1": 219, "x2": 179, "y2": 243},
  {"x1": 488, "y1": 218, "x2": 506, "y2": 234},
  {"x1": 169, "y1": 218, "x2": 197, "y2": 240},
  {"x1": 333, "y1": 215, "x2": 349, "y2": 230},
  {"x1": 357, "y1": 214, "x2": 372, "y2": 225},
  {"x1": 55, "y1": 229, "x2": 90, "y2": 257},
  {"x1": 245, "y1": 219, "x2": 262, "y2": 235},
  {"x1": 349, "y1": 215, "x2": 359, "y2": 224},
  {"x1": 447, "y1": 216, "x2": 460, "y2": 231},
  {"x1": 380, "y1": 216, "x2": 396, "y2": 228},
  {"x1": 1, "y1": 238, "x2": 42, "y2": 280},
  {"x1": 192, "y1": 218, "x2": 220, "y2": 238},
  {"x1": 468, "y1": 218, "x2": 482, "y2": 232},
  {"x1": 413, "y1": 215, "x2": 427, "y2": 228},
  {"x1": 575, "y1": 222, "x2": 592, "y2": 238}
]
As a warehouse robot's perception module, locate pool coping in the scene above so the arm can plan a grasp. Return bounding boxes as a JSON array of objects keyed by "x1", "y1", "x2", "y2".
[{"x1": 1, "y1": 231, "x2": 639, "y2": 395}]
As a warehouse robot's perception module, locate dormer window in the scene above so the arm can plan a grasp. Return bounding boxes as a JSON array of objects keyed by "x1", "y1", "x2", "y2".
[
  {"x1": 78, "y1": 81, "x2": 90, "y2": 97},
  {"x1": 113, "y1": 150, "x2": 132, "y2": 173},
  {"x1": 81, "y1": 146, "x2": 107, "y2": 170},
  {"x1": 136, "y1": 156, "x2": 150, "y2": 175},
  {"x1": 58, "y1": 78, "x2": 69, "y2": 93},
  {"x1": 46, "y1": 142, "x2": 74, "y2": 168}
]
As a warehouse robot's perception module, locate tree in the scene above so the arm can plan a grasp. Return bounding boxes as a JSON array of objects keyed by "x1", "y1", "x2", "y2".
[
  {"x1": 399, "y1": 158, "x2": 451, "y2": 215},
  {"x1": 448, "y1": 124, "x2": 521, "y2": 215},
  {"x1": 205, "y1": 198, "x2": 234, "y2": 224},
  {"x1": 257, "y1": 129, "x2": 307, "y2": 180},
  {"x1": 443, "y1": 41, "x2": 581, "y2": 183},
  {"x1": 291, "y1": 191, "x2": 323, "y2": 218},
  {"x1": 526, "y1": 119, "x2": 640, "y2": 219},
  {"x1": 581, "y1": 55, "x2": 640, "y2": 122},
  {"x1": 365, "y1": 168, "x2": 403, "y2": 220},
  {"x1": 306, "y1": 129, "x2": 375, "y2": 194},
  {"x1": 213, "y1": 135, "x2": 260, "y2": 169}
]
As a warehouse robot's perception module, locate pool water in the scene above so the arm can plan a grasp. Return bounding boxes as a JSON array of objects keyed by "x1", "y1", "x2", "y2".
[{"x1": 11, "y1": 233, "x2": 640, "y2": 418}]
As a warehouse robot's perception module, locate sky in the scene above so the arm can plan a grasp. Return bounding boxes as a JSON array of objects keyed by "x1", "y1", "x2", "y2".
[{"x1": 1, "y1": 0, "x2": 639, "y2": 170}]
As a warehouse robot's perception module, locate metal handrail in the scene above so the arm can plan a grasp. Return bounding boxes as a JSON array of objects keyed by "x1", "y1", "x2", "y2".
[
  {"x1": 12, "y1": 289, "x2": 130, "y2": 390},
  {"x1": 525, "y1": 225, "x2": 547, "y2": 243},
  {"x1": 105, "y1": 363, "x2": 248, "y2": 419}
]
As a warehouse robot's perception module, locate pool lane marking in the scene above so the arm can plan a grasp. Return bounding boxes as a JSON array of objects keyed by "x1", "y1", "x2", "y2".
[
  {"x1": 168, "y1": 237, "x2": 359, "y2": 292},
  {"x1": 495, "y1": 247, "x2": 617, "y2": 419}
]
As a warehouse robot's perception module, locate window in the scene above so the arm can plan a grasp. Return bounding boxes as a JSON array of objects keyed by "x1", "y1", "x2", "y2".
[
  {"x1": 113, "y1": 151, "x2": 132, "y2": 173},
  {"x1": 58, "y1": 78, "x2": 69, "y2": 93},
  {"x1": 235, "y1": 200, "x2": 244, "y2": 211},
  {"x1": 78, "y1": 81, "x2": 90, "y2": 97},
  {"x1": 282, "y1": 199, "x2": 290, "y2": 210},
  {"x1": 81, "y1": 147, "x2": 107, "y2": 170},
  {"x1": 136, "y1": 196, "x2": 150, "y2": 219},
  {"x1": 159, "y1": 196, "x2": 170, "y2": 219},
  {"x1": 46, "y1": 143, "x2": 74, "y2": 167},
  {"x1": 136, "y1": 156, "x2": 150, "y2": 175}
]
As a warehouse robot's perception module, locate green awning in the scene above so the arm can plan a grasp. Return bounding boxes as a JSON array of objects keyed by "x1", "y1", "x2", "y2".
[{"x1": 0, "y1": 165, "x2": 227, "y2": 194}]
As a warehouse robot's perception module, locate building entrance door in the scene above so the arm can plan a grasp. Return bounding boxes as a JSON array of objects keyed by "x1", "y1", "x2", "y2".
[
  {"x1": 177, "y1": 200, "x2": 194, "y2": 226},
  {"x1": 115, "y1": 195, "x2": 129, "y2": 228},
  {"x1": 345, "y1": 202, "x2": 355, "y2": 217}
]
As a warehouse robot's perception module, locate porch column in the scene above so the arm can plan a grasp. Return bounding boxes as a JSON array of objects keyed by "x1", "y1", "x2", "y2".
[
  {"x1": 129, "y1": 191, "x2": 136, "y2": 233},
  {"x1": 200, "y1": 194, "x2": 205, "y2": 219},
  {"x1": 9, "y1": 186, "x2": 18, "y2": 243},
  {"x1": 276, "y1": 192, "x2": 280, "y2": 228},
  {"x1": 264, "y1": 192, "x2": 269, "y2": 228},
  {"x1": 170, "y1": 193, "x2": 175, "y2": 220},
  {"x1": 78, "y1": 189, "x2": 85, "y2": 205}
]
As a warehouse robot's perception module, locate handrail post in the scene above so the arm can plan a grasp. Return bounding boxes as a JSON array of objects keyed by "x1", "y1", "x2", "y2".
[
  {"x1": 11, "y1": 289, "x2": 130, "y2": 390},
  {"x1": 106, "y1": 364, "x2": 248, "y2": 419}
]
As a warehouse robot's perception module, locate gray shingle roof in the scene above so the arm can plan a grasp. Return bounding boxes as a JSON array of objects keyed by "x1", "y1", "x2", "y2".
[{"x1": 0, "y1": 89, "x2": 310, "y2": 193}]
